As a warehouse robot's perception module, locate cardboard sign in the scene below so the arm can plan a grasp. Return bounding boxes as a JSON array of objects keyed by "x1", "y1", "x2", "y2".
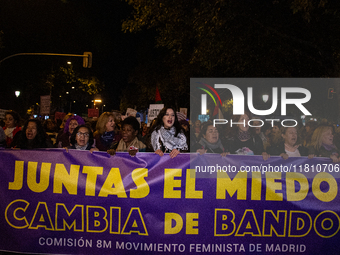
[
  {"x1": 0, "y1": 109, "x2": 8, "y2": 120},
  {"x1": 147, "y1": 104, "x2": 164, "y2": 126},
  {"x1": 88, "y1": 108, "x2": 99, "y2": 118},
  {"x1": 40, "y1": 95, "x2": 51, "y2": 115}
]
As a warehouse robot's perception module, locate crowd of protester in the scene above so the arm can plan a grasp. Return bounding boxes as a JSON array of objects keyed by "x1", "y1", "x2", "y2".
[{"x1": 1, "y1": 108, "x2": 340, "y2": 161}]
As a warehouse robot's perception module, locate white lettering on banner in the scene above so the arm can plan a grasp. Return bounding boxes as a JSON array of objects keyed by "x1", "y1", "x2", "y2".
[{"x1": 116, "y1": 242, "x2": 186, "y2": 252}]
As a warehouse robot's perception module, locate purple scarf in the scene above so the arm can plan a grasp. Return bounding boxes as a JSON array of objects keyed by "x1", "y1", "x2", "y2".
[{"x1": 322, "y1": 143, "x2": 337, "y2": 151}]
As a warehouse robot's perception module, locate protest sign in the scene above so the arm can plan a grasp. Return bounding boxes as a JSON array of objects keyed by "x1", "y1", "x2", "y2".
[
  {"x1": 0, "y1": 150, "x2": 339, "y2": 254},
  {"x1": 147, "y1": 104, "x2": 164, "y2": 126},
  {"x1": 40, "y1": 95, "x2": 51, "y2": 115}
]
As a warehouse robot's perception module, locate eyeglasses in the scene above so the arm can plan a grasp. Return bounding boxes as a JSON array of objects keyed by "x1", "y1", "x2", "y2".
[{"x1": 76, "y1": 132, "x2": 90, "y2": 137}]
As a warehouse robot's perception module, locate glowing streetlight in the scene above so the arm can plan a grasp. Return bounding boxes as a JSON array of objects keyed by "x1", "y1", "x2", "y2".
[
  {"x1": 67, "y1": 61, "x2": 72, "y2": 65},
  {"x1": 93, "y1": 95, "x2": 102, "y2": 109},
  {"x1": 15, "y1": 91, "x2": 20, "y2": 97},
  {"x1": 262, "y1": 94, "x2": 269, "y2": 103}
]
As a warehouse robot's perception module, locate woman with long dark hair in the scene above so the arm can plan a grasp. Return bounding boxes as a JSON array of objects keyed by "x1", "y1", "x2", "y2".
[
  {"x1": 12, "y1": 119, "x2": 52, "y2": 149},
  {"x1": 147, "y1": 107, "x2": 188, "y2": 158}
]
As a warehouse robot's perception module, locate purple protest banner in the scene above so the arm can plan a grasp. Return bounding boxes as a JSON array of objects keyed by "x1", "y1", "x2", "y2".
[{"x1": 0, "y1": 149, "x2": 339, "y2": 254}]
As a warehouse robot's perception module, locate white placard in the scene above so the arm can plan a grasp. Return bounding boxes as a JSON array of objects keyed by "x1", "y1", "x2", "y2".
[
  {"x1": 40, "y1": 95, "x2": 51, "y2": 115},
  {"x1": 0, "y1": 109, "x2": 8, "y2": 120},
  {"x1": 126, "y1": 108, "x2": 137, "y2": 117},
  {"x1": 147, "y1": 104, "x2": 164, "y2": 126}
]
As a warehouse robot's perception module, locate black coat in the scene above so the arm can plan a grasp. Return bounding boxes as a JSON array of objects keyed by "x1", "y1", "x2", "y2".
[
  {"x1": 191, "y1": 141, "x2": 225, "y2": 154},
  {"x1": 267, "y1": 142, "x2": 309, "y2": 156},
  {"x1": 226, "y1": 135, "x2": 264, "y2": 155}
]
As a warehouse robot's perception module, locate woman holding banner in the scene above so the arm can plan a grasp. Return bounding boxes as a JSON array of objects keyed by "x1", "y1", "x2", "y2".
[
  {"x1": 308, "y1": 125, "x2": 339, "y2": 162},
  {"x1": 226, "y1": 111, "x2": 270, "y2": 160},
  {"x1": 193, "y1": 121, "x2": 229, "y2": 156},
  {"x1": 147, "y1": 107, "x2": 188, "y2": 158},
  {"x1": 267, "y1": 126, "x2": 308, "y2": 159},
  {"x1": 67, "y1": 124, "x2": 98, "y2": 152},
  {"x1": 11, "y1": 119, "x2": 52, "y2": 149},
  {"x1": 93, "y1": 112, "x2": 121, "y2": 151},
  {"x1": 108, "y1": 116, "x2": 146, "y2": 156},
  {"x1": 57, "y1": 115, "x2": 85, "y2": 148}
]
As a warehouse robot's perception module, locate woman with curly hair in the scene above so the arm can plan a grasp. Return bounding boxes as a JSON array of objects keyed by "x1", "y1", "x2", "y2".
[
  {"x1": 108, "y1": 116, "x2": 146, "y2": 156},
  {"x1": 93, "y1": 112, "x2": 121, "y2": 151},
  {"x1": 3, "y1": 110, "x2": 22, "y2": 147},
  {"x1": 147, "y1": 106, "x2": 187, "y2": 158},
  {"x1": 12, "y1": 119, "x2": 52, "y2": 149}
]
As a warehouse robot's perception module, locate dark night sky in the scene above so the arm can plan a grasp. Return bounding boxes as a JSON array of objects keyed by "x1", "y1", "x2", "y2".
[
  {"x1": 0, "y1": 0, "x2": 147, "y2": 113},
  {"x1": 0, "y1": 1, "x2": 338, "y2": 122}
]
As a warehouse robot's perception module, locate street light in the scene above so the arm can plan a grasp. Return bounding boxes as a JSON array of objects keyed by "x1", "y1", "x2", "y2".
[
  {"x1": 262, "y1": 94, "x2": 269, "y2": 103},
  {"x1": 93, "y1": 99, "x2": 102, "y2": 109},
  {"x1": 15, "y1": 91, "x2": 20, "y2": 97}
]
